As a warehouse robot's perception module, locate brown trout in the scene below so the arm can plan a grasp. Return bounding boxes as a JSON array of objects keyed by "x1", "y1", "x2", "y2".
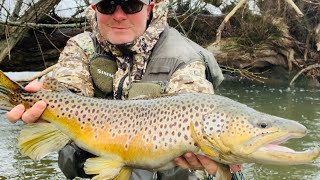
[{"x1": 0, "y1": 70, "x2": 319, "y2": 180}]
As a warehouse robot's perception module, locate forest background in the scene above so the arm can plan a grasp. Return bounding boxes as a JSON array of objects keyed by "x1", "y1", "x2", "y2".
[{"x1": 0, "y1": 0, "x2": 319, "y2": 86}]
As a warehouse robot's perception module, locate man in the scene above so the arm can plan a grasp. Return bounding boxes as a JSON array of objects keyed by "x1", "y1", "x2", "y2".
[{"x1": 7, "y1": 0, "x2": 242, "y2": 179}]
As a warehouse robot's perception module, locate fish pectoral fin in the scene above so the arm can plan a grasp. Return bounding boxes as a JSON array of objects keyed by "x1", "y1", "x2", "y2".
[
  {"x1": 18, "y1": 122, "x2": 70, "y2": 161},
  {"x1": 190, "y1": 122, "x2": 217, "y2": 158},
  {"x1": 84, "y1": 156, "x2": 126, "y2": 180}
]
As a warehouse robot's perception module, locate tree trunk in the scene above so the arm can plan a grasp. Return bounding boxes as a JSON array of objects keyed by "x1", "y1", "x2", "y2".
[{"x1": 0, "y1": 0, "x2": 62, "y2": 63}]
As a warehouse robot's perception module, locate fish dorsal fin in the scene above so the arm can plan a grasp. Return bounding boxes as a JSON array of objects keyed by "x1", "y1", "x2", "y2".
[
  {"x1": 42, "y1": 77, "x2": 70, "y2": 92},
  {"x1": 84, "y1": 155, "x2": 128, "y2": 180}
]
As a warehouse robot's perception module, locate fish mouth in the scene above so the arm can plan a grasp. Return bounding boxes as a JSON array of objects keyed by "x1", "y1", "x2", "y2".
[
  {"x1": 260, "y1": 133, "x2": 304, "y2": 150},
  {"x1": 257, "y1": 133, "x2": 305, "y2": 153},
  {"x1": 247, "y1": 133, "x2": 320, "y2": 165}
]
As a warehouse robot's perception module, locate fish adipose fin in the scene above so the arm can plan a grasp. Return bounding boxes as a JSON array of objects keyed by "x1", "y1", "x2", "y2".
[
  {"x1": 18, "y1": 123, "x2": 70, "y2": 161},
  {"x1": 84, "y1": 155, "x2": 130, "y2": 180}
]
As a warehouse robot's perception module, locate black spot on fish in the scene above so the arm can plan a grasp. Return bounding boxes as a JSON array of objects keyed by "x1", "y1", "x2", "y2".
[{"x1": 184, "y1": 135, "x2": 188, "y2": 140}]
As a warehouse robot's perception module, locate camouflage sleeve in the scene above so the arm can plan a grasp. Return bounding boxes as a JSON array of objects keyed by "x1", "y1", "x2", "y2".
[
  {"x1": 166, "y1": 60, "x2": 215, "y2": 94},
  {"x1": 52, "y1": 32, "x2": 95, "y2": 97}
]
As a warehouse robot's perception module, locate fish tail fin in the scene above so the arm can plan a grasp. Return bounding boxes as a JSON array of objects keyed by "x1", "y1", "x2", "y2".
[
  {"x1": 0, "y1": 70, "x2": 25, "y2": 111},
  {"x1": 18, "y1": 122, "x2": 70, "y2": 161},
  {"x1": 84, "y1": 156, "x2": 129, "y2": 180}
]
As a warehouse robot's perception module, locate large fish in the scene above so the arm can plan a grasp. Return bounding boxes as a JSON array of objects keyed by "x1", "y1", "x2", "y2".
[{"x1": 0, "y1": 71, "x2": 319, "y2": 180}]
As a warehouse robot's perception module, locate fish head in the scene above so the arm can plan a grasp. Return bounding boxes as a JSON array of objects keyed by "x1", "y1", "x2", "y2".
[{"x1": 200, "y1": 103, "x2": 320, "y2": 165}]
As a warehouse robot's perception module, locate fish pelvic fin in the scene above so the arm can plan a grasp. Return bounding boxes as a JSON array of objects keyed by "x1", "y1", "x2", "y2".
[
  {"x1": 215, "y1": 164, "x2": 231, "y2": 180},
  {"x1": 18, "y1": 122, "x2": 70, "y2": 161},
  {"x1": 84, "y1": 156, "x2": 127, "y2": 180},
  {"x1": 0, "y1": 70, "x2": 25, "y2": 111},
  {"x1": 114, "y1": 167, "x2": 132, "y2": 180}
]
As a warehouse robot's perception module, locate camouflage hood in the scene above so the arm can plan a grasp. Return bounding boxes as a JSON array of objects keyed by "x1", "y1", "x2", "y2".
[{"x1": 84, "y1": 0, "x2": 168, "y2": 99}]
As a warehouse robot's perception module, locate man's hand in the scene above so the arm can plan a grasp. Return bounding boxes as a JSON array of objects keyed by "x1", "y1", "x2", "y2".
[
  {"x1": 6, "y1": 80, "x2": 47, "y2": 123},
  {"x1": 175, "y1": 153, "x2": 241, "y2": 176}
]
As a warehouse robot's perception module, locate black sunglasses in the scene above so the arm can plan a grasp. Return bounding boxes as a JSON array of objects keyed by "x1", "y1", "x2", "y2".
[{"x1": 96, "y1": 0, "x2": 145, "y2": 15}]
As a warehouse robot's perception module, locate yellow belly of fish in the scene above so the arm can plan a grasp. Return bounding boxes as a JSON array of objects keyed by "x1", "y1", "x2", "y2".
[{"x1": 44, "y1": 110, "x2": 198, "y2": 170}]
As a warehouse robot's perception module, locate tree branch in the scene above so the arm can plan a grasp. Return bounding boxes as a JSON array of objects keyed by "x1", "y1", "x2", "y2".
[
  {"x1": 212, "y1": 0, "x2": 248, "y2": 46},
  {"x1": 284, "y1": 0, "x2": 304, "y2": 17},
  {"x1": 16, "y1": 65, "x2": 56, "y2": 82},
  {"x1": 0, "y1": 20, "x2": 88, "y2": 28},
  {"x1": 83, "y1": 0, "x2": 90, "y2": 6},
  {"x1": 9, "y1": 0, "x2": 23, "y2": 21},
  {"x1": 289, "y1": 64, "x2": 320, "y2": 86}
]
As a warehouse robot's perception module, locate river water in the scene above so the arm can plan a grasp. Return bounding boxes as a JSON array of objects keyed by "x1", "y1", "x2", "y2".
[{"x1": 0, "y1": 80, "x2": 319, "y2": 179}]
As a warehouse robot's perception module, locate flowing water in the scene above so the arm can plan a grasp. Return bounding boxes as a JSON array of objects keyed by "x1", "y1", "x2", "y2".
[{"x1": 0, "y1": 79, "x2": 319, "y2": 179}]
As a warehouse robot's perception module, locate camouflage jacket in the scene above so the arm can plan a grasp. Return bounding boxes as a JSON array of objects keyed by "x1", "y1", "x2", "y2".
[{"x1": 51, "y1": 27, "x2": 223, "y2": 98}]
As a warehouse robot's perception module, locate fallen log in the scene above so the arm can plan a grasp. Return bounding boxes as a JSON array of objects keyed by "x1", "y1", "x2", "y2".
[{"x1": 0, "y1": 0, "x2": 62, "y2": 63}]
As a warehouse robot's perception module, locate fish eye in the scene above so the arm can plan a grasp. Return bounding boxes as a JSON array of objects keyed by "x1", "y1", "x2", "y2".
[{"x1": 257, "y1": 123, "x2": 268, "y2": 128}]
